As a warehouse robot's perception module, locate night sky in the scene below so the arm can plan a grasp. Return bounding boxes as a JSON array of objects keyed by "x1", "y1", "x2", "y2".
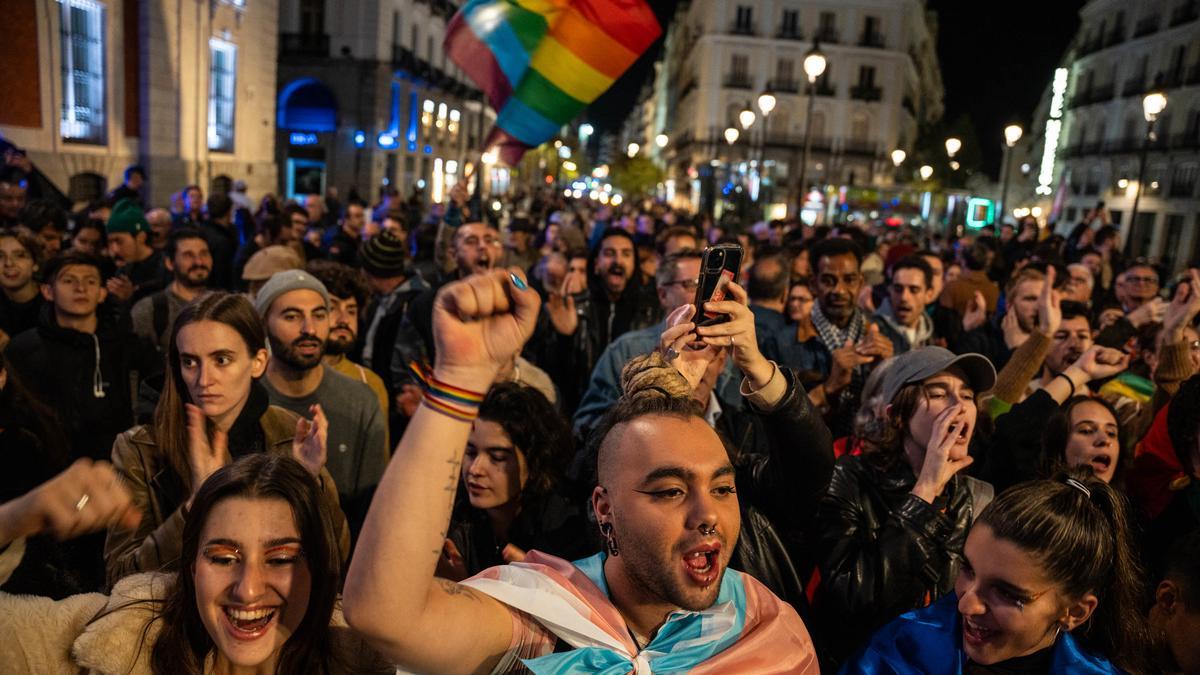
[{"x1": 591, "y1": 0, "x2": 1087, "y2": 180}]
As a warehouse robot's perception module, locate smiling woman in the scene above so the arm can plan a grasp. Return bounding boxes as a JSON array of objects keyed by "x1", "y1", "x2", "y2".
[{"x1": 0, "y1": 455, "x2": 390, "y2": 675}]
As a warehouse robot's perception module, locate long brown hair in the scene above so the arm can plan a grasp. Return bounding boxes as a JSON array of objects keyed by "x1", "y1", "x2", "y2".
[
  {"x1": 976, "y1": 469, "x2": 1152, "y2": 672},
  {"x1": 154, "y1": 292, "x2": 266, "y2": 492},
  {"x1": 149, "y1": 454, "x2": 342, "y2": 674}
]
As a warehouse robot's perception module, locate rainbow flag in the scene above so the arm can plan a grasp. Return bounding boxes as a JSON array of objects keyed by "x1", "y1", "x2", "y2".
[{"x1": 445, "y1": 0, "x2": 661, "y2": 164}]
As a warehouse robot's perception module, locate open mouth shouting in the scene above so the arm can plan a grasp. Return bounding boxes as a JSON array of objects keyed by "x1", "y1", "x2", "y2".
[{"x1": 681, "y1": 542, "x2": 722, "y2": 587}]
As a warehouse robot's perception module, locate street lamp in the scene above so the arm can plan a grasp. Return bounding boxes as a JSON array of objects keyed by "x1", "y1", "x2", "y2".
[
  {"x1": 797, "y1": 41, "x2": 827, "y2": 216},
  {"x1": 999, "y1": 123, "x2": 1023, "y2": 222},
  {"x1": 757, "y1": 90, "x2": 777, "y2": 116},
  {"x1": 655, "y1": 133, "x2": 669, "y2": 148},
  {"x1": 627, "y1": 142, "x2": 640, "y2": 158},
  {"x1": 739, "y1": 105, "x2": 756, "y2": 130},
  {"x1": 724, "y1": 127, "x2": 740, "y2": 144},
  {"x1": 1130, "y1": 86, "x2": 1168, "y2": 233},
  {"x1": 891, "y1": 149, "x2": 906, "y2": 167},
  {"x1": 919, "y1": 164, "x2": 934, "y2": 181},
  {"x1": 944, "y1": 137, "x2": 962, "y2": 159}
]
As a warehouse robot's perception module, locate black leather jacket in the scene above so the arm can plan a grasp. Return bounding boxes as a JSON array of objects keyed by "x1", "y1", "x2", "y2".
[
  {"x1": 724, "y1": 368, "x2": 834, "y2": 619},
  {"x1": 814, "y1": 454, "x2": 988, "y2": 663}
]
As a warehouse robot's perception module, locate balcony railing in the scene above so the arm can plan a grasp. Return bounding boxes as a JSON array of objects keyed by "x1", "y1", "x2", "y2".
[
  {"x1": 814, "y1": 28, "x2": 839, "y2": 44},
  {"x1": 724, "y1": 74, "x2": 754, "y2": 89},
  {"x1": 1062, "y1": 143, "x2": 1082, "y2": 159},
  {"x1": 280, "y1": 32, "x2": 329, "y2": 57},
  {"x1": 859, "y1": 32, "x2": 885, "y2": 48},
  {"x1": 814, "y1": 81, "x2": 837, "y2": 97},
  {"x1": 768, "y1": 78, "x2": 800, "y2": 93},
  {"x1": 1081, "y1": 140, "x2": 1103, "y2": 155},
  {"x1": 1069, "y1": 89, "x2": 1092, "y2": 108},
  {"x1": 842, "y1": 138, "x2": 879, "y2": 156},
  {"x1": 1103, "y1": 136, "x2": 1141, "y2": 153},
  {"x1": 850, "y1": 84, "x2": 882, "y2": 101},
  {"x1": 1169, "y1": 0, "x2": 1199, "y2": 27},
  {"x1": 1123, "y1": 77, "x2": 1146, "y2": 97},
  {"x1": 1170, "y1": 131, "x2": 1200, "y2": 149},
  {"x1": 730, "y1": 22, "x2": 757, "y2": 36},
  {"x1": 776, "y1": 27, "x2": 804, "y2": 41},
  {"x1": 1133, "y1": 15, "x2": 1160, "y2": 37},
  {"x1": 1187, "y1": 63, "x2": 1200, "y2": 84},
  {"x1": 1092, "y1": 82, "x2": 1115, "y2": 101},
  {"x1": 1106, "y1": 24, "x2": 1125, "y2": 46}
]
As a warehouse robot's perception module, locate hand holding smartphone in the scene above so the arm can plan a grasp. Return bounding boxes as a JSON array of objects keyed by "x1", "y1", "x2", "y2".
[{"x1": 693, "y1": 244, "x2": 744, "y2": 327}]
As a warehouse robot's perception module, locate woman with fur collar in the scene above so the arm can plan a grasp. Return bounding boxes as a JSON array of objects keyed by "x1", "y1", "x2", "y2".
[{"x1": 0, "y1": 454, "x2": 389, "y2": 674}]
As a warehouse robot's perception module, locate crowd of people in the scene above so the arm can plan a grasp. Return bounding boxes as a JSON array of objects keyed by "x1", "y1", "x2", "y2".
[{"x1": 0, "y1": 151, "x2": 1198, "y2": 674}]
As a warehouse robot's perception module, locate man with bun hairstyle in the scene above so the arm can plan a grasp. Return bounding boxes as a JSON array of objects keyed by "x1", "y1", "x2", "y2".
[{"x1": 344, "y1": 268, "x2": 819, "y2": 674}]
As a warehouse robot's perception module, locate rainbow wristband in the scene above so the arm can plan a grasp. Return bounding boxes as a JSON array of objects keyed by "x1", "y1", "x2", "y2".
[{"x1": 409, "y1": 361, "x2": 486, "y2": 422}]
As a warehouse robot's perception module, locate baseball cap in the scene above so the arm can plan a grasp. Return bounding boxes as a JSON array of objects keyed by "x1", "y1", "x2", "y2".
[
  {"x1": 242, "y1": 245, "x2": 302, "y2": 282},
  {"x1": 880, "y1": 346, "x2": 996, "y2": 405}
]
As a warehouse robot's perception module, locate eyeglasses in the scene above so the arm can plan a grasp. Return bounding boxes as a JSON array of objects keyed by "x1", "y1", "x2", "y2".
[
  {"x1": 663, "y1": 279, "x2": 701, "y2": 291},
  {"x1": 1125, "y1": 275, "x2": 1159, "y2": 285}
]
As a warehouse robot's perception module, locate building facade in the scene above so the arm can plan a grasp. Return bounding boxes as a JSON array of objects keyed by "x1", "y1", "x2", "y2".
[
  {"x1": 640, "y1": 0, "x2": 944, "y2": 218},
  {"x1": 275, "y1": 0, "x2": 503, "y2": 206},
  {"x1": 1057, "y1": 0, "x2": 1200, "y2": 272},
  {"x1": 0, "y1": 0, "x2": 279, "y2": 208}
]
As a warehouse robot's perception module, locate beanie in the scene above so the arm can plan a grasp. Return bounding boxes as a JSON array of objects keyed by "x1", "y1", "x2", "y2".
[
  {"x1": 359, "y1": 228, "x2": 409, "y2": 278},
  {"x1": 253, "y1": 269, "x2": 330, "y2": 316},
  {"x1": 106, "y1": 198, "x2": 150, "y2": 236}
]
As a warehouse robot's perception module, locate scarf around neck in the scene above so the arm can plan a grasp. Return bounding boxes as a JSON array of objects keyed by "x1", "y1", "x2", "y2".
[{"x1": 462, "y1": 551, "x2": 817, "y2": 674}]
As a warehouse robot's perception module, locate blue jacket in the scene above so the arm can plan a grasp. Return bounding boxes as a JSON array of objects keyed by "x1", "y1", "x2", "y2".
[
  {"x1": 572, "y1": 322, "x2": 742, "y2": 436},
  {"x1": 842, "y1": 593, "x2": 1123, "y2": 674}
]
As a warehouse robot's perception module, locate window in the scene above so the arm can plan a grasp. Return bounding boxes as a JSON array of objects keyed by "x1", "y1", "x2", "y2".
[
  {"x1": 1065, "y1": 206, "x2": 1078, "y2": 222},
  {"x1": 299, "y1": 0, "x2": 324, "y2": 35},
  {"x1": 775, "y1": 58, "x2": 794, "y2": 82},
  {"x1": 780, "y1": 9, "x2": 799, "y2": 37},
  {"x1": 1130, "y1": 211, "x2": 1156, "y2": 258},
  {"x1": 735, "y1": 5, "x2": 754, "y2": 33},
  {"x1": 1109, "y1": 209, "x2": 1123, "y2": 225},
  {"x1": 392, "y1": 11, "x2": 401, "y2": 46},
  {"x1": 411, "y1": 25, "x2": 419, "y2": 51},
  {"x1": 59, "y1": 0, "x2": 106, "y2": 144},
  {"x1": 208, "y1": 38, "x2": 237, "y2": 152},
  {"x1": 862, "y1": 15, "x2": 882, "y2": 46},
  {"x1": 818, "y1": 11, "x2": 837, "y2": 41},
  {"x1": 732, "y1": 54, "x2": 749, "y2": 78},
  {"x1": 857, "y1": 65, "x2": 876, "y2": 87},
  {"x1": 1170, "y1": 164, "x2": 1198, "y2": 198},
  {"x1": 1162, "y1": 214, "x2": 1185, "y2": 270}
]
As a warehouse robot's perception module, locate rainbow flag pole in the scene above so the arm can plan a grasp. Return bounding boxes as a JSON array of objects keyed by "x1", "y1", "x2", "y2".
[{"x1": 445, "y1": 0, "x2": 662, "y2": 165}]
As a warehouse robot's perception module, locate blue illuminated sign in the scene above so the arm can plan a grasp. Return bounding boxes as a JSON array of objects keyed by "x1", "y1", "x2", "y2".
[
  {"x1": 289, "y1": 132, "x2": 318, "y2": 146},
  {"x1": 353, "y1": 131, "x2": 366, "y2": 147},
  {"x1": 378, "y1": 133, "x2": 398, "y2": 149}
]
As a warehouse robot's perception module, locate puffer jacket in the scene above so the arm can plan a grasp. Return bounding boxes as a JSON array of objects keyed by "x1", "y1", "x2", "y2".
[
  {"x1": 104, "y1": 388, "x2": 351, "y2": 588},
  {"x1": 814, "y1": 453, "x2": 991, "y2": 664}
]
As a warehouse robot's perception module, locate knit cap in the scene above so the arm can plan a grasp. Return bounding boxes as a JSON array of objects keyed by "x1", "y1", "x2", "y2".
[
  {"x1": 106, "y1": 198, "x2": 150, "y2": 236},
  {"x1": 359, "y1": 228, "x2": 409, "y2": 277},
  {"x1": 253, "y1": 269, "x2": 330, "y2": 316}
]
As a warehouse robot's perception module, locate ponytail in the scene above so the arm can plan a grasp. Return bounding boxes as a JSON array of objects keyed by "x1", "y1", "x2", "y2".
[{"x1": 977, "y1": 469, "x2": 1152, "y2": 673}]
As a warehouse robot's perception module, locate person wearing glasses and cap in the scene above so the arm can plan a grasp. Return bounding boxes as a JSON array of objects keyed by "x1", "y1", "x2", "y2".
[{"x1": 813, "y1": 346, "x2": 997, "y2": 664}]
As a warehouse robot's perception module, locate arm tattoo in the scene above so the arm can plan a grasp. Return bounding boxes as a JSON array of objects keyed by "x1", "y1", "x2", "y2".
[{"x1": 438, "y1": 578, "x2": 480, "y2": 601}]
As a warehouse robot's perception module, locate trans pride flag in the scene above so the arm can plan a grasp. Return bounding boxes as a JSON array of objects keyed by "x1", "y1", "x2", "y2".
[
  {"x1": 462, "y1": 551, "x2": 820, "y2": 673},
  {"x1": 444, "y1": 0, "x2": 662, "y2": 164}
]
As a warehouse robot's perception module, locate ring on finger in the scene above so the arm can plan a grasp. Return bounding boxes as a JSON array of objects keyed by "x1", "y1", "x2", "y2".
[
  {"x1": 665, "y1": 346, "x2": 680, "y2": 362},
  {"x1": 74, "y1": 493, "x2": 90, "y2": 511}
]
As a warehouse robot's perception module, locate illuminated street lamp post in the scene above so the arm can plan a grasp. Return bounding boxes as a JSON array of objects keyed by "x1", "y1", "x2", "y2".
[
  {"x1": 999, "y1": 123, "x2": 1023, "y2": 221},
  {"x1": 797, "y1": 41, "x2": 827, "y2": 216},
  {"x1": 1130, "y1": 87, "x2": 1167, "y2": 234}
]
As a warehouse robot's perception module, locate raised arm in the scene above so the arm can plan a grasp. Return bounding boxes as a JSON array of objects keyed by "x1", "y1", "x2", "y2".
[{"x1": 343, "y1": 269, "x2": 541, "y2": 673}]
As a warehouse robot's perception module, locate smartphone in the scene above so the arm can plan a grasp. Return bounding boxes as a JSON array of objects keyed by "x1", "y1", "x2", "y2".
[{"x1": 693, "y1": 243, "x2": 744, "y2": 327}]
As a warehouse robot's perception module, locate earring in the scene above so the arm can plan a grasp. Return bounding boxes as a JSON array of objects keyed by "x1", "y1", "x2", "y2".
[{"x1": 599, "y1": 522, "x2": 619, "y2": 557}]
